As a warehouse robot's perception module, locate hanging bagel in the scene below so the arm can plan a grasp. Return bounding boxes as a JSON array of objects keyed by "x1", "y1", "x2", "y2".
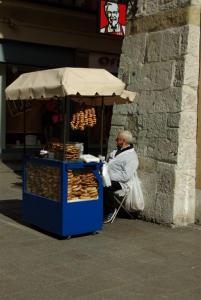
[{"x1": 70, "y1": 107, "x2": 97, "y2": 131}]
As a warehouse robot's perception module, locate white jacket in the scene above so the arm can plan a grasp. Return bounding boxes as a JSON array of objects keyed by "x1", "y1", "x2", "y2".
[
  {"x1": 108, "y1": 148, "x2": 144, "y2": 211},
  {"x1": 108, "y1": 148, "x2": 139, "y2": 185}
]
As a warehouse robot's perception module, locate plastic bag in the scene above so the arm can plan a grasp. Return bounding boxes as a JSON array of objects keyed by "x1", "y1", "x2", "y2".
[
  {"x1": 102, "y1": 162, "x2": 111, "y2": 187},
  {"x1": 125, "y1": 171, "x2": 144, "y2": 211}
]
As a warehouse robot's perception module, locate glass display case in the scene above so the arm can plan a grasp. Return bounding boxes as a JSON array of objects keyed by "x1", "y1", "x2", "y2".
[{"x1": 23, "y1": 157, "x2": 103, "y2": 238}]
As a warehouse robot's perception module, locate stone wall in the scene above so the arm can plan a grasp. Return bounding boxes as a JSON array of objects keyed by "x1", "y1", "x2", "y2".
[{"x1": 108, "y1": 0, "x2": 200, "y2": 225}]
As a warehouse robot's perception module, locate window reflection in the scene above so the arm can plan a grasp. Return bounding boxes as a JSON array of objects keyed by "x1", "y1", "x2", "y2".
[{"x1": 24, "y1": 0, "x2": 97, "y2": 12}]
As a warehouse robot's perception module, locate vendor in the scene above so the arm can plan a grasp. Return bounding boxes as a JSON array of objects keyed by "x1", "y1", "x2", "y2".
[{"x1": 104, "y1": 130, "x2": 139, "y2": 223}]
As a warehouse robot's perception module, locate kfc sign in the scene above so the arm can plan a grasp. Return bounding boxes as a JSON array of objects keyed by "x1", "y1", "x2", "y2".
[{"x1": 99, "y1": 1, "x2": 126, "y2": 36}]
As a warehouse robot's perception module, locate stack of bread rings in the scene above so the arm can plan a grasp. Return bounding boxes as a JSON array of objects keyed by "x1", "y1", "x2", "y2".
[
  {"x1": 26, "y1": 163, "x2": 60, "y2": 201},
  {"x1": 67, "y1": 170, "x2": 98, "y2": 201},
  {"x1": 70, "y1": 107, "x2": 97, "y2": 131},
  {"x1": 50, "y1": 143, "x2": 80, "y2": 161}
]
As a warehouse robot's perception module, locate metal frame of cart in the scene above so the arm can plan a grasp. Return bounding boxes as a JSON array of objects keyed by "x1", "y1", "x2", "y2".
[{"x1": 5, "y1": 67, "x2": 136, "y2": 238}]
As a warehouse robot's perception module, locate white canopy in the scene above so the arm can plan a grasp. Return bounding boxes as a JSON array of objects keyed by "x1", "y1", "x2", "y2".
[{"x1": 5, "y1": 67, "x2": 136, "y2": 105}]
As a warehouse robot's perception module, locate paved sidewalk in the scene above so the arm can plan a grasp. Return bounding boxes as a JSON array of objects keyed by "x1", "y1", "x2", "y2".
[{"x1": 0, "y1": 162, "x2": 201, "y2": 300}]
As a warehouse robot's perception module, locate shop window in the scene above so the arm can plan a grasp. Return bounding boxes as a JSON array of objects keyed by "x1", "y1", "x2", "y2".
[{"x1": 23, "y1": 0, "x2": 97, "y2": 12}]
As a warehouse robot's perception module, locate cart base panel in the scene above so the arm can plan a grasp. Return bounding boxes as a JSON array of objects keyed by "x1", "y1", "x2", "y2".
[{"x1": 23, "y1": 193, "x2": 103, "y2": 237}]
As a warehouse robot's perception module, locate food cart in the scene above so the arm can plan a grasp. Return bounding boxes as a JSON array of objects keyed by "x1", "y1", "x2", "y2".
[{"x1": 5, "y1": 67, "x2": 135, "y2": 238}]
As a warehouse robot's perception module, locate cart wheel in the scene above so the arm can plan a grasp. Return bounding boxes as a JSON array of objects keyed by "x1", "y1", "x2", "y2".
[
  {"x1": 66, "y1": 235, "x2": 71, "y2": 240},
  {"x1": 92, "y1": 231, "x2": 99, "y2": 235}
]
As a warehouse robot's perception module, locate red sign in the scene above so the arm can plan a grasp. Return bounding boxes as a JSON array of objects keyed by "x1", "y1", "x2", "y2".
[{"x1": 99, "y1": 1, "x2": 126, "y2": 36}]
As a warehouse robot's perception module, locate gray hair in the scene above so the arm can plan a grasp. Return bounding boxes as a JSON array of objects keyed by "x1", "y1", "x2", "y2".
[
  {"x1": 118, "y1": 130, "x2": 133, "y2": 144},
  {"x1": 105, "y1": 2, "x2": 119, "y2": 14}
]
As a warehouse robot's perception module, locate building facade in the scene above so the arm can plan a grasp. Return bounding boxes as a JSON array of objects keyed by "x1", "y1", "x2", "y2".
[
  {"x1": 1, "y1": 0, "x2": 201, "y2": 227},
  {"x1": 0, "y1": 0, "x2": 122, "y2": 157},
  {"x1": 108, "y1": 0, "x2": 201, "y2": 226}
]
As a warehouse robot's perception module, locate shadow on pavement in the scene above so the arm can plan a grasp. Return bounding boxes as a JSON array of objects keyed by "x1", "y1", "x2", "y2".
[
  {"x1": 1, "y1": 160, "x2": 23, "y2": 173},
  {"x1": 0, "y1": 199, "x2": 69, "y2": 239},
  {"x1": 0, "y1": 199, "x2": 22, "y2": 223}
]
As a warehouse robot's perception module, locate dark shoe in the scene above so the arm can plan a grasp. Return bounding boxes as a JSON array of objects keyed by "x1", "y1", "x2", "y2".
[{"x1": 104, "y1": 209, "x2": 117, "y2": 224}]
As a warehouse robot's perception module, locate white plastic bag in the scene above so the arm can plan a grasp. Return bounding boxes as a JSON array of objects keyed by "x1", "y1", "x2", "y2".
[
  {"x1": 125, "y1": 171, "x2": 144, "y2": 211},
  {"x1": 102, "y1": 162, "x2": 111, "y2": 187}
]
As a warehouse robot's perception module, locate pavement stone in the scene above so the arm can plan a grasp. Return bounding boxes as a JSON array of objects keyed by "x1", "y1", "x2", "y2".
[{"x1": 0, "y1": 162, "x2": 201, "y2": 299}]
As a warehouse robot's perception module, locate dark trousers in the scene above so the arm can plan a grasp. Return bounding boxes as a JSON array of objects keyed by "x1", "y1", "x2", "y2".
[{"x1": 104, "y1": 181, "x2": 122, "y2": 215}]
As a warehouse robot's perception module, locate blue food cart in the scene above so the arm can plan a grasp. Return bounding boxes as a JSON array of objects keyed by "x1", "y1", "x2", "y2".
[
  {"x1": 5, "y1": 67, "x2": 135, "y2": 238},
  {"x1": 23, "y1": 157, "x2": 103, "y2": 237}
]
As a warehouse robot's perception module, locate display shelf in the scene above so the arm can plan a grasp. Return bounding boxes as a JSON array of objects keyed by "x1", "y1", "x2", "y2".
[
  {"x1": 23, "y1": 157, "x2": 103, "y2": 237},
  {"x1": 68, "y1": 198, "x2": 98, "y2": 203}
]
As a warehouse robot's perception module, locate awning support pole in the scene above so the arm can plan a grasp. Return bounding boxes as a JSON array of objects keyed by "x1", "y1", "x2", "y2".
[
  {"x1": 100, "y1": 96, "x2": 104, "y2": 155},
  {"x1": 63, "y1": 97, "x2": 67, "y2": 160},
  {"x1": 63, "y1": 96, "x2": 70, "y2": 160}
]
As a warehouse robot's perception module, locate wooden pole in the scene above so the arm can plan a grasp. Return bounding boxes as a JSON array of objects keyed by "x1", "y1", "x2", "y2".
[
  {"x1": 100, "y1": 97, "x2": 104, "y2": 155},
  {"x1": 63, "y1": 97, "x2": 67, "y2": 160},
  {"x1": 63, "y1": 97, "x2": 70, "y2": 160}
]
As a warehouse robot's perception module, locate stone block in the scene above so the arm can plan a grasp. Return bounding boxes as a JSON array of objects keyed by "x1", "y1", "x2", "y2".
[
  {"x1": 139, "y1": 171, "x2": 157, "y2": 222},
  {"x1": 146, "y1": 31, "x2": 162, "y2": 62},
  {"x1": 167, "y1": 128, "x2": 178, "y2": 142},
  {"x1": 144, "y1": 113, "x2": 167, "y2": 138},
  {"x1": 177, "y1": 139, "x2": 196, "y2": 169},
  {"x1": 135, "y1": 0, "x2": 146, "y2": 16},
  {"x1": 173, "y1": 60, "x2": 185, "y2": 87},
  {"x1": 138, "y1": 129, "x2": 148, "y2": 139},
  {"x1": 111, "y1": 114, "x2": 127, "y2": 126},
  {"x1": 183, "y1": 54, "x2": 199, "y2": 88},
  {"x1": 125, "y1": 114, "x2": 138, "y2": 132},
  {"x1": 138, "y1": 91, "x2": 156, "y2": 114},
  {"x1": 181, "y1": 25, "x2": 200, "y2": 56},
  {"x1": 113, "y1": 102, "x2": 138, "y2": 115},
  {"x1": 161, "y1": 28, "x2": 180, "y2": 61},
  {"x1": 181, "y1": 85, "x2": 197, "y2": 111},
  {"x1": 179, "y1": 112, "x2": 197, "y2": 139},
  {"x1": 138, "y1": 88, "x2": 182, "y2": 114},
  {"x1": 138, "y1": 157, "x2": 158, "y2": 173},
  {"x1": 118, "y1": 55, "x2": 132, "y2": 81},
  {"x1": 122, "y1": 33, "x2": 146, "y2": 65},
  {"x1": 180, "y1": 25, "x2": 189, "y2": 55},
  {"x1": 155, "y1": 192, "x2": 174, "y2": 224},
  {"x1": 156, "y1": 162, "x2": 175, "y2": 194},
  {"x1": 124, "y1": 115, "x2": 138, "y2": 143},
  {"x1": 147, "y1": 138, "x2": 178, "y2": 163},
  {"x1": 173, "y1": 169, "x2": 196, "y2": 225},
  {"x1": 145, "y1": 0, "x2": 159, "y2": 15},
  {"x1": 158, "y1": 0, "x2": 178, "y2": 11},
  {"x1": 136, "y1": 141, "x2": 148, "y2": 157},
  {"x1": 167, "y1": 113, "x2": 180, "y2": 128},
  {"x1": 118, "y1": 65, "x2": 131, "y2": 87},
  {"x1": 118, "y1": 54, "x2": 128, "y2": 71},
  {"x1": 130, "y1": 61, "x2": 174, "y2": 91}
]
